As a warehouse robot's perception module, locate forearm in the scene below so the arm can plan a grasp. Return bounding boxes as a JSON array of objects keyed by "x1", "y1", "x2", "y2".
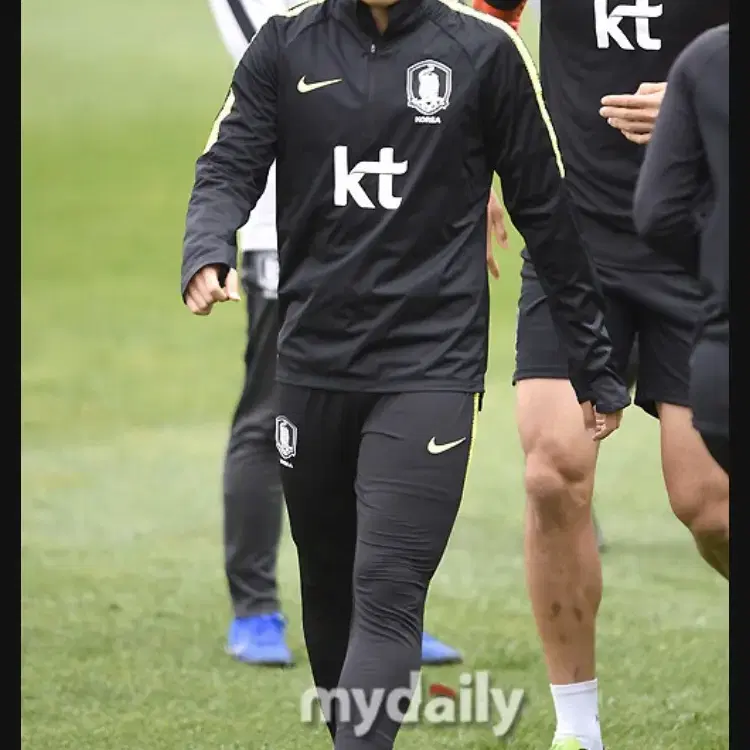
[
  {"x1": 181, "y1": 25, "x2": 279, "y2": 298},
  {"x1": 181, "y1": 157, "x2": 259, "y2": 296},
  {"x1": 633, "y1": 115, "x2": 706, "y2": 271},
  {"x1": 480, "y1": 31, "x2": 626, "y2": 411},
  {"x1": 632, "y1": 63, "x2": 705, "y2": 274},
  {"x1": 519, "y1": 193, "x2": 629, "y2": 412}
]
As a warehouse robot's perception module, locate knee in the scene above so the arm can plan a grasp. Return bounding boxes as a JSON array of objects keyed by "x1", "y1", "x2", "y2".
[
  {"x1": 352, "y1": 554, "x2": 424, "y2": 640},
  {"x1": 668, "y1": 475, "x2": 729, "y2": 544},
  {"x1": 659, "y1": 404, "x2": 730, "y2": 545},
  {"x1": 295, "y1": 535, "x2": 356, "y2": 598},
  {"x1": 524, "y1": 436, "x2": 594, "y2": 531}
]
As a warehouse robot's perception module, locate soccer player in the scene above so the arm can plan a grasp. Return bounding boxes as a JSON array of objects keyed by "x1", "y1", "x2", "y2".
[
  {"x1": 474, "y1": 2, "x2": 729, "y2": 749},
  {"x1": 634, "y1": 24, "x2": 729, "y2": 477},
  {"x1": 181, "y1": 0, "x2": 630, "y2": 745},
  {"x1": 208, "y1": 0, "x2": 462, "y2": 666}
]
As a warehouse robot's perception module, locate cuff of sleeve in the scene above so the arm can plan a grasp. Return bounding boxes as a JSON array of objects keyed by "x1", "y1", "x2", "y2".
[{"x1": 572, "y1": 373, "x2": 631, "y2": 414}]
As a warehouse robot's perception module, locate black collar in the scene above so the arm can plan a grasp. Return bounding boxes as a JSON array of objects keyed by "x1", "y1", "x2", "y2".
[{"x1": 332, "y1": 0, "x2": 427, "y2": 40}]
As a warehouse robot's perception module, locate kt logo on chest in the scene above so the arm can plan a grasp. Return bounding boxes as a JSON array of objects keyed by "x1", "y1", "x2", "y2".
[
  {"x1": 594, "y1": 0, "x2": 663, "y2": 51},
  {"x1": 331, "y1": 59, "x2": 453, "y2": 211},
  {"x1": 406, "y1": 59, "x2": 452, "y2": 124}
]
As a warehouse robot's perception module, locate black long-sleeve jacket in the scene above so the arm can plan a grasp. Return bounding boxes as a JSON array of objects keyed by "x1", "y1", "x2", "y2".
[
  {"x1": 182, "y1": 0, "x2": 629, "y2": 412},
  {"x1": 634, "y1": 24, "x2": 728, "y2": 341},
  {"x1": 480, "y1": 0, "x2": 728, "y2": 271}
]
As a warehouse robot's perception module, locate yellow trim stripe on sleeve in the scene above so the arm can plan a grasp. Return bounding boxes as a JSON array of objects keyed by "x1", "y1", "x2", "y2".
[
  {"x1": 204, "y1": 90, "x2": 236, "y2": 154},
  {"x1": 202, "y1": 0, "x2": 323, "y2": 155},
  {"x1": 440, "y1": 0, "x2": 565, "y2": 177},
  {"x1": 465, "y1": 392, "x2": 481, "y2": 473}
]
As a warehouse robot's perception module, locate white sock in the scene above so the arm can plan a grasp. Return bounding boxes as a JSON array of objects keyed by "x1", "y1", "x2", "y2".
[{"x1": 550, "y1": 679, "x2": 602, "y2": 750}]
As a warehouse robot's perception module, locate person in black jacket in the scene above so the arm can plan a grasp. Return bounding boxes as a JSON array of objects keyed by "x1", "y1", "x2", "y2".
[
  {"x1": 181, "y1": 0, "x2": 629, "y2": 746},
  {"x1": 209, "y1": 0, "x2": 462, "y2": 669},
  {"x1": 634, "y1": 25, "x2": 729, "y2": 477}
]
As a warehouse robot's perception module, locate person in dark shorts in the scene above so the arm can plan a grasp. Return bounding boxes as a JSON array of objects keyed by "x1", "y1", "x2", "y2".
[
  {"x1": 209, "y1": 0, "x2": 462, "y2": 668},
  {"x1": 634, "y1": 24, "x2": 729, "y2": 477},
  {"x1": 181, "y1": 0, "x2": 630, "y2": 745},
  {"x1": 475, "y1": 2, "x2": 728, "y2": 749}
]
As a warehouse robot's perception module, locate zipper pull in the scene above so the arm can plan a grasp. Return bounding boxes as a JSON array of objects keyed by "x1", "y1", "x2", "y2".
[{"x1": 370, "y1": 43, "x2": 376, "y2": 54}]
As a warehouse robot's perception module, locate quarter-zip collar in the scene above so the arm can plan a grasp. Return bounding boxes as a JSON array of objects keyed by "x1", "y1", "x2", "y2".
[{"x1": 332, "y1": 0, "x2": 426, "y2": 40}]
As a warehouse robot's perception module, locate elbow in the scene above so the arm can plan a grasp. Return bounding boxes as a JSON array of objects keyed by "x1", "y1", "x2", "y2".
[
  {"x1": 633, "y1": 197, "x2": 700, "y2": 273},
  {"x1": 634, "y1": 214, "x2": 664, "y2": 250},
  {"x1": 632, "y1": 190, "x2": 663, "y2": 246},
  {"x1": 633, "y1": 195, "x2": 680, "y2": 253},
  {"x1": 634, "y1": 212, "x2": 678, "y2": 255},
  {"x1": 633, "y1": 176, "x2": 699, "y2": 251}
]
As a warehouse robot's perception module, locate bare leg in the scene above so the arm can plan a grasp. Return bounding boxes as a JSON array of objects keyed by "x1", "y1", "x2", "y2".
[
  {"x1": 518, "y1": 379, "x2": 600, "y2": 682},
  {"x1": 517, "y1": 379, "x2": 603, "y2": 749},
  {"x1": 658, "y1": 403, "x2": 729, "y2": 579}
]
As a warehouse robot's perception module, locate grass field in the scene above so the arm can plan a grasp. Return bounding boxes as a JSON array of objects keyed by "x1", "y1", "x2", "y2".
[{"x1": 21, "y1": 1, "x2": 728, "y2": 748}]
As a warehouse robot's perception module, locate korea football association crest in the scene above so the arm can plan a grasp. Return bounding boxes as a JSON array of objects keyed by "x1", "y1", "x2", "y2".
[
  {"x1": 275, "y1": 416, "x2": 298, "y2": 468},
  {"x1": 406, "y1": 60, "x2": 452, "y2": 125}
]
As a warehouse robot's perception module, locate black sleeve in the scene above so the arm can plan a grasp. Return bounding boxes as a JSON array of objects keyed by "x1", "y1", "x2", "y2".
[
  {"x1": 180, "y1": 20, "x2": 279, "y2": 298},
  {"x1": 481, "y1": 33, "x2": 629, "y2": 413},
  {"x1": 633, "y1": 51, "x2": 707, "y2": 273}
]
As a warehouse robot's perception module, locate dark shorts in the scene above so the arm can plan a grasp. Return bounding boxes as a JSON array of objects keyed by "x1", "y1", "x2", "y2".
[
  {"x1": 514, "y1": 258, "x2": 705, "y2": 418},
  {"x1": 690, "y1": 336, "x2": 729, "y2": 475},
  {"x1": 275, "y1": 387, "x2": 478, "y2": 556}
]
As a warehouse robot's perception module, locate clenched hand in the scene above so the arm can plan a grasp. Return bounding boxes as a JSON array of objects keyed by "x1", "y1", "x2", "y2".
[
  {"x1": 184, "y1": 264, "x2": 241, "y2": 315},
  {"x1": 599, "y1": 82, "x2": 667, "y2": 145}
]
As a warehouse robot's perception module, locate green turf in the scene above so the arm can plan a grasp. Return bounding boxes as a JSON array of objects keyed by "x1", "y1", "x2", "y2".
[{"x1": 21, "y1": 1, "x2": 727, "y2": 748}]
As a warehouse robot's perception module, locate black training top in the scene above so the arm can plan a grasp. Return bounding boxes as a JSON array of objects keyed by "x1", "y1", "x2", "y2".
[
  {"x1": 634, "y1": 24, "x2": 729, "y2": 343},
  {"x1": 182, "y1": 0, "x2": 630, "y2": 412},
  {"x1": 487, "y1": 0, "x2": 728, "y2": 270}
]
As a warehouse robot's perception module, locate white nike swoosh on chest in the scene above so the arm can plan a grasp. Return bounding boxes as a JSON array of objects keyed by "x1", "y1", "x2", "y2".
[{"x1": 297, "y1": 76, "x2": 343, "y2": 93}]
